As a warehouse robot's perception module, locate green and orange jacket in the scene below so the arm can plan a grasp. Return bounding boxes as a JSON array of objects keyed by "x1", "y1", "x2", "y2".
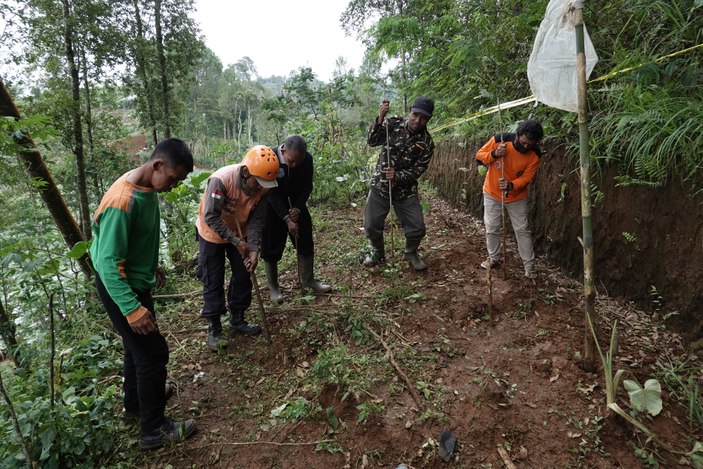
[
  {"x1": 475, "y1": 133, "x2": 542, "y2": 204},
  {"x1": 90, "y1": 172, "x2": 160, "y2": 324}
]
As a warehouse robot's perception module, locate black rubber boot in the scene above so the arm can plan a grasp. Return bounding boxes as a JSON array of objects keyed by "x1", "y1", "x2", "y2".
[
  {"x1": 362, "y1": 238, "x2": 385, "y2": 267},
  {"x1": 206, "y1": 316, "x2": 227, "y2": 351},
  {"x1": 404, "y1": 238, "x2": 426, "y2": 271},
  {"x1": 229, "y1": 310, "x2": 261, "y2": 336},
  {"x1": 140, "y1": 418, "x2": 197, "y2": 450},
  {"x1": 298, "y1": 254, "x2": 332, "y2": 293},
  {"x1": 264, "y1": 261, "x2": 284, "y2": 304}
]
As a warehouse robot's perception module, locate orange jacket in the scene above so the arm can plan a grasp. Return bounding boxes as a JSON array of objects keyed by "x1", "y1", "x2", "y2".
[
  {"x1": 475, "y1": 133, "x2": 541, "y2": 203},
  {"x1": 195, "y1": 164, "x2": 268, "y2": 245}
]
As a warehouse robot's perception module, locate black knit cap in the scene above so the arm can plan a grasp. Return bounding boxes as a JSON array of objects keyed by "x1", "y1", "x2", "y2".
[{"x1": 411, "y1": 96, "x2": 434, "y2": 117}]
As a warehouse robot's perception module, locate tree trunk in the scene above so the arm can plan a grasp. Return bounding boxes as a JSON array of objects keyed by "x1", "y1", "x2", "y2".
[
  {"x1": 133, "y1": 0, "x2": 158, "y2": 145},
  {"x1": 62, "y1": 0, "x2": 92, "y2": 240},
  {"x1": 154, "y1": 0, "x2": 171, "y2": 139},
  {"x1": 247, "y1": 101, "x2": 253, "y2": 146},
  {"x1": 80, "y1": 46, "x2": 100, "y2": 199},
  {"x1": 0, "y1": 79, "x2": 93, "y2": 279},
  {"x1": 0, "y1": 298, "x2": 20, "y2": 366}
]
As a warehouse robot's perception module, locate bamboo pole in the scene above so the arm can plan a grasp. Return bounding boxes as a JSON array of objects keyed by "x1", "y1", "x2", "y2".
[{"x1": 575, "y1": 7, "x2": 596, "y2": 372}]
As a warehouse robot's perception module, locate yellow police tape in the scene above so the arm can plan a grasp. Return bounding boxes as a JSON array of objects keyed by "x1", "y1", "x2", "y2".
[{"x1": 431, "y1": 42, "x2": 703, "y2": 133}]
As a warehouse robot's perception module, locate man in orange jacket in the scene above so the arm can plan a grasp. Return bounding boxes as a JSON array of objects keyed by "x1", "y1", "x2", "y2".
[
  {"x1": 195, "y1": 145, "x2": 280, "y2": 350},
  {"x1": 475, "y1": 120, "x2": 544, "y2": 278}
]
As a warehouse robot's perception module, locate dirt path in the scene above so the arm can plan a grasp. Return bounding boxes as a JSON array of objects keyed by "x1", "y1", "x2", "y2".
[{"x1": 136, "y1": 193, "x2": 702, "y2": 468}]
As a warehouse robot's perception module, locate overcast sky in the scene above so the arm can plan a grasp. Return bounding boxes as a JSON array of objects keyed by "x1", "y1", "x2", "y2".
[{"x1": 190, "y1": 0, "x2": 366, "y2": 81}]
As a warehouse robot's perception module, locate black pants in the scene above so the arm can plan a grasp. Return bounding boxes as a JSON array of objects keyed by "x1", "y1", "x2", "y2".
[
  {"x1": 197, "y1": 234, "x2": 252, "y2": 317},
  {"x1": 96, "y1": 275, "x2": 168, "y2": 436},
  {"x1": 364, "y1": 189, "x2": 426, "y2": 242},
  {"x1": 261, "y1": 205, "x2": 314, "y2": 263}
]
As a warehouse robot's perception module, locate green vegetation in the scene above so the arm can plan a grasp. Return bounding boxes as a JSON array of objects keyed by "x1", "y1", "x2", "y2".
[{"x1": 0, "y1": 0, "x2": 702, "y2": 465}]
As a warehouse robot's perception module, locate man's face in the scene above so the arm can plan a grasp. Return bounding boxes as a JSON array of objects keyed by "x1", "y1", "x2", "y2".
[
  {"x1": 283, "y1": 149, "x2": 305, "y2": 169},
  {"x1": 152, "y1": 160, "x2": 190, "y2": 192},
  {"x1": 407, "y1": 111, "x2": 431, "y2": 134},
  {"x1": 242, "y1": 166, "x2": 262, "y2": 193},
  {"x1": 516, "y1": 134, "x2": 539, "y2": 151}
]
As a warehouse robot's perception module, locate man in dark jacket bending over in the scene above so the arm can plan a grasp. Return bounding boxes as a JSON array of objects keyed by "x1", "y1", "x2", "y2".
[{"x1": 262, "y1": 135, "x2": 331, "y2": 304}]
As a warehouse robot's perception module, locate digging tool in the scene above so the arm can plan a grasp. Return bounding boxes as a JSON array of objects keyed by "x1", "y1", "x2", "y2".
[
  {"x1": 234, "y1": 219, "x2": 272, "y2": 344},
  {"x1": 384, "y1": 98, "x2": 395, "y2": 259},
  {"x1": 497, "y1": 101, "x2": 508, "y2": 280},
  {"x1": 288, "y1": 197, "x2": 302, "y2": 290},
  {"x1": 486, "y1": 257, "x2": 494, "y2": 321}
]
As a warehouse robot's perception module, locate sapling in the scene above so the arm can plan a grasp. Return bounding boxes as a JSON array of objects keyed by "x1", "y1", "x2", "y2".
[{"x1": 585, "y1": 314, "x2": 698, "y2": 456}]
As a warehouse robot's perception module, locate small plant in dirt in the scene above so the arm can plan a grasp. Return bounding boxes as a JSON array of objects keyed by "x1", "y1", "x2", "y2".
[
  {"x1": 315, "y1": 440, "x2": 344, "y2": 454},
  {"x1": 512, "y1": 300, "x2": 534, "y2": 319},
  {"x1": 586, "y1": 316, "x2": 703, "y2": 460},
  {"x1": 655, "y1": 357, "x2": 703, "y2": 431},
  {"x1": 378, "y1": 284, "x2": 418, "y2": 306},
  {"x1": 356, "y1": 400, "x2": 385, "y2": 423},
  {"x1": 631, "y1": 443, "x2": 660, "y2": 467},
  {"x1": 269, "y1": 397, "x2": 316, "y2": 424},
  {"x1": 309, "y1": 344, "x2": 384, "y2": 400},
  {"x1": 380, "y1": 261, "x2": 402, "y2": 280},
  {"x1": 539, "y1": 289, "x2": 564, "y2": 305}
]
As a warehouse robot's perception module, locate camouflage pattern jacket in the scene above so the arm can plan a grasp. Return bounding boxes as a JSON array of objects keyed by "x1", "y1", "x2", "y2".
[{"x1": 367, "y1": 116, "x2": 434, "y2": 200}]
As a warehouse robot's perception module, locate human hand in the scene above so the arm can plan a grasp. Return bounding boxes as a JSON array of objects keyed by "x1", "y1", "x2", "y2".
[
  {"x1": 130, "y1": 310, "x2": 158, "y2": 335},
  {"x1": 286, "y1": 218, "x2": 299, "y2": 237},
  {"x1": 383, "y1": 167, "x2": 395, "y2": 183},
  {"x1": 244, "y1": 251, "x2": 259, "y2": 273},
  {"x1": 288, "y1": 207, "x2": 300, "y2": 222},
  {"x1": 378, "y1": 99, "x2": 390, "y2": 123},
  {"x1": 498, "y1": 178, "x2": 513, "y2": 192},
  {"x1": 236, "y1": 240, "x2": 250, "y2": 258},
  {"x1": 494, "y1": 143, "x2": 507, "y2": 158},
  {"x1": 155, "y1": 266, "x2": 166, "y2": 289}
]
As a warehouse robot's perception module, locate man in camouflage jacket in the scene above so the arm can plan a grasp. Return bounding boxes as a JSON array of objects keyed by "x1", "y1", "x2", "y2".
[{"x1": 363, "y1": 96, "x2": 435, "y2": 270}]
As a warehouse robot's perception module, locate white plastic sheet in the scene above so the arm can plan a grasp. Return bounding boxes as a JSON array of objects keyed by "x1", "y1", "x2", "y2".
[{"x1": 527, "y1": 0, "x2": 598, "y2": 113}]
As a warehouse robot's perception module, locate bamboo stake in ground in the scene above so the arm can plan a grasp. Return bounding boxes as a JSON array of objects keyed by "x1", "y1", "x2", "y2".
[
  {"x1": 575, "y1": 6, "x2": 596, "y2": 372},
  {"x1": 234, "y1": 219, "x2": 272, "y2": 344},
  {"x1": 486, "y1": 258, "x2": 494, "y2": 321}
]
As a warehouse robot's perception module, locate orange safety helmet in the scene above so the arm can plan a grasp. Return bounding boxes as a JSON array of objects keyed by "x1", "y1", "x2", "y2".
[{"x1": 242, "y1": 145, "x2": 279, "y2": 188}]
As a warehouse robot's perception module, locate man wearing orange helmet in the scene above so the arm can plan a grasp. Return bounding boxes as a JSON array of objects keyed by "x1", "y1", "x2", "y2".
[{"x1": 195, "y1": 145, "x2": 280, "y2": 351}]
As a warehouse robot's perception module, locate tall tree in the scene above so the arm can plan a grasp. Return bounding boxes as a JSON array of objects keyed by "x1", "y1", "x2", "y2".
[
  {"x1": 61, "y1": 0, "x2": 91, "y2": 239},
  {"x1": 131, "y1": 0, "x2": 159, "y2": 145},
  {"x1": 0, "y1": 79, "x2": 92, "y2": 279},
  {"x1": 154, "y1": 0, "x2": 171, "y2": 139}
]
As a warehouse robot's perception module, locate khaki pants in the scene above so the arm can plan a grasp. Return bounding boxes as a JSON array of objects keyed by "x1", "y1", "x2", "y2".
[{"x1": 483, "y1": 193, "x2": 535, "y2": 273}]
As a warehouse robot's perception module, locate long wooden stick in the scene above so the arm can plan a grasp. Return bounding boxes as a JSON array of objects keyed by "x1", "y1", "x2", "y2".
[
  {"x1": 385, "y1": 110, "x2": 395, "y2": 259},
  {"x1": 0, "y1": 372, "x2": 33, "y2": 465},
  {"x1": 49, "y1": 293, "x2": 55, "y2": 409},
  {"x1": 152, "y1": 289, "x2": 199, "y2": 299},
  {"x1": 195, "y1": 439, "x2": 334, "y2": 448},
  {"x1": 288, "y1": 197, "x2": 302, "y2": 290},
  {"x1": 499, "y1": 132, "x2": 507, "y2": 281},
  {"x1": 497, "y1": 446, "x2": 517, "y2": 469},
  {"x1": 486, "y1": 258, "x2": 494, "y2": 321},
  {"x1": 234, "y1": 219, "x2": 272, "y2": 344},
  {"x1": 367, "y1": 327, "x2": 423, "y2": 410}
]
